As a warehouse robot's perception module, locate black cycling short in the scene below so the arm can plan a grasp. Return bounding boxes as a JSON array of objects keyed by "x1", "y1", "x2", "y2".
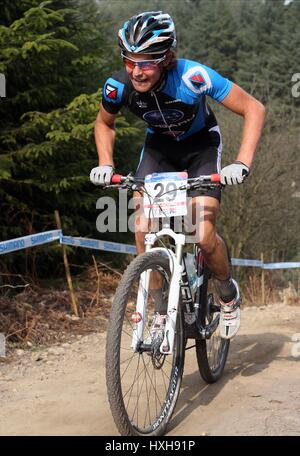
[{"x1": 135, "y1": 125, "x2": 222, "y2": 201}]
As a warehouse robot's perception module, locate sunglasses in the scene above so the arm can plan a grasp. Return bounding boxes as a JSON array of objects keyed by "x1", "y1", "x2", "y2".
[{"x1": 121, "y1": 52, "x2": 166, "y2": 71}]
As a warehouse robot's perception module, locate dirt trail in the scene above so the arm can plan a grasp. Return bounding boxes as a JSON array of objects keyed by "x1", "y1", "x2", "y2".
[{"x1": 0, "y1": 302, "x2": 300, "y2": 436}]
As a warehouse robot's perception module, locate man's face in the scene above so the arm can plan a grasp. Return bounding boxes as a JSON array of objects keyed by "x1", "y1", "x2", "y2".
[{"x1": 123, "y1": 52, "x2": 164, "y2": 93}]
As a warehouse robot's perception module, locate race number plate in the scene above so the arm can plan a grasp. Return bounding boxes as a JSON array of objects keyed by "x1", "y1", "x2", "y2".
[{"x1": 144, "y1": 172, "x2": 188, "y2": 218}]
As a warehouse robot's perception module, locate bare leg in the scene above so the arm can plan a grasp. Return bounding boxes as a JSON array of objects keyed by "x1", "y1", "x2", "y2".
[
  {"x1": 187, "y1": 196, "x2": 230, "y2": 280},
  {"x1": 188, "y1": 196, "x2": 240, "y2": 338},
  {"x1": 133, "y1": 191, "x2": 153, "y2": 255}
]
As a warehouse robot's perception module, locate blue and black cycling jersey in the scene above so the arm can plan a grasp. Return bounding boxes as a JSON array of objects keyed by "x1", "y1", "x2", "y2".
[{"x1": 101, "y1": 58, "x2": 233, "y2": 141}]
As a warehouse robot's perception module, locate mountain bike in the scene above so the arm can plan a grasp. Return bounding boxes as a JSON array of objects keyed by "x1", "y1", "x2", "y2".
[{"x1": 104, "y1": 171, "x2": 231, "y2": 436}]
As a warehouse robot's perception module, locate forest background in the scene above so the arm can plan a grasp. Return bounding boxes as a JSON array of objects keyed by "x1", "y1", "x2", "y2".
[{"x1": 0, "y1": 0, "x2": 299, "y2": 297}]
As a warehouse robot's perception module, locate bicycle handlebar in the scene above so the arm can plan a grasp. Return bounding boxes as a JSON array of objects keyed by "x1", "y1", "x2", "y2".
[
  {"x1": 111, "y1": 173, "x2": 221, "y2": 187},
  {"x1": 111, "y1": 174, "x2": 129, "y2": 184},
  {"x1": 208, "y1": 173, "x2": 221, "y2": 183}
]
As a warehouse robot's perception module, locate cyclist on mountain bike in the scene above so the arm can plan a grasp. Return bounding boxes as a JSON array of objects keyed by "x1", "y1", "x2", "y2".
[{"x1": 90, "y1": 11, "x2": 265, "y2": 339}]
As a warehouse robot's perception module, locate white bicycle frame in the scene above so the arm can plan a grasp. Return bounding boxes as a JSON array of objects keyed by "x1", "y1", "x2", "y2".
[{"x1": 131, "y1": 223, "x2": 185, "y2": 355}]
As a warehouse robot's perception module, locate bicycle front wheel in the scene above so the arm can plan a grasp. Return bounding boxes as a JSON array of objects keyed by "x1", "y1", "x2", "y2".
[{"x1": 106, "y1": 251, "x2": 185, "y2": 436}]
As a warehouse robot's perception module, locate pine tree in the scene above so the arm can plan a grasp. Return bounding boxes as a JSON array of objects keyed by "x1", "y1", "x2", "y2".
[{"x1": 0, "y1": 1, "x2": 142, "y2": 274}]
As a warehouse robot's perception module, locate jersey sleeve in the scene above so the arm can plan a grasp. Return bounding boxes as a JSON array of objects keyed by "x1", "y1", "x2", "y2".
[
  {"x1": 101, "y1": 72, "x2": 126, "y2": 114},
  {"x1": 181, "y1": 60, "x2": 233, "y2": 103}
]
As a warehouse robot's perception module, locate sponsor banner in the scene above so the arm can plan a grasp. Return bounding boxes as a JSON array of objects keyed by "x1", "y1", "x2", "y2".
[
  {"x1": 1, "y1": 231, "x2": 299, "y2": 267},
  {"x1": 0, "y1": 230, "x2": 62, "y2": 255},
  {"x1": 231, "y1": 259, "x2": 264, "y2": 267},
  {"x1": 263, "y1": 262, "x2": 300, "y2": 270},
  {"x1": 60, "y1": 236, "x2": 136, "y2": 255},
  {"x1": 232, "y1": 259, "x2": 300, "y2": 269}
]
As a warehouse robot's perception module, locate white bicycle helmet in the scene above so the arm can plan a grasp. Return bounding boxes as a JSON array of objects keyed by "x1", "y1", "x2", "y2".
[{"x1": 118, "y1": 11, "x2": 176, "y2": 55}]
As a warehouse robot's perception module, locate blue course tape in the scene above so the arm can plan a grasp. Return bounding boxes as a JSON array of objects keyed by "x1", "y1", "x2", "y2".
[
  {"x1": 232, "y1": 259, "x2": 300, "y2": 269},
  {"x1": 61, "y1": 237, "x2": 299, "y2": 267},
  {"x1": 262, "y1": 262, "x2": 300, "y2": 270},
  {"x1": 0, "y1": 231, "x2": 299, "y2": 268},
  {"x1": 60, "y1": 235, "x2": 137, "y2": 255},
  {"x1": 0, "y1": 230, "x2": 62, "y2": 255},
  {"x1": 231, "y1": 259, "x2": 264, "y2": 267}
]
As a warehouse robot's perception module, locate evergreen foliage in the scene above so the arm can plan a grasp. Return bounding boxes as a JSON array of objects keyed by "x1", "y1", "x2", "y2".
[
  {"x1": 0, "y1": 0, "x2": 142, "y2": 274},
  {"x1": 0, "y1": 0, "x2": 299, "y2": 275}
]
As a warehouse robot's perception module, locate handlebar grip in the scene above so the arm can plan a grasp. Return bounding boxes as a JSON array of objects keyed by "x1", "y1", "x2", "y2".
[
  {"x1": 111, "y1": 174, "x2": 123, "y2": 184},
  {"x1": 210, "y1": 173, "x2": 221, "y2": 183}
]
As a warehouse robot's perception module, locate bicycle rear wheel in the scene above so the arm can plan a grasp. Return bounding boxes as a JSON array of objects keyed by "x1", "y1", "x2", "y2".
[{"x1": 106, "y1": 251, "x2": 185, "y2": 436}]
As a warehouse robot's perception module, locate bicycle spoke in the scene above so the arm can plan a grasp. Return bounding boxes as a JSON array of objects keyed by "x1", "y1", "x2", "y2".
[
  {"x1": 142, "y1": 357, "x2": 152, "y2": 428},
  {"x1": 123, "y1": 354, "x2": 143, "y2": 403},
  {"x1": 161, "y1": 369, "x2": 168, "y2": 396},
  {"x1": 141, "y1": 354, "x2": 164, "y2": 408},
  {"x1": 120, "y1": 352, "x2": 136, "y2": 380},
  {"x1": 141, "y1": 356, "x2": 162, "y2": 424},
  {"x1": 129, "y1": 356, "x2": 151, "y2": 425}
]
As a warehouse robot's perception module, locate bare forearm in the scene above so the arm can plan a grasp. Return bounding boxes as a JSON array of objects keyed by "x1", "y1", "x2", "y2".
[
  {"x1": 94, "y1": 120, "x2": 116, "y2": 166},
  {"x1": 236, "y1": 101, "x2": 266, "y2": 168}
]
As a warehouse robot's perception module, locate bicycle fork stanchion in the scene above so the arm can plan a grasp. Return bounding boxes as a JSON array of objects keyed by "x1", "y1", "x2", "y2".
[
  {"x1": 131, "y1": 269, "x2": 150, "y2": 351},
  {"x1": 144, "y1": 229, "x2": 185, "y2": 355}
]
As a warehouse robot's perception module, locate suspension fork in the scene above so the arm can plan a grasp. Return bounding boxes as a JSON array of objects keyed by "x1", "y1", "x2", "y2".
[
  {"x1": 131, "y1": 229, "x2": 185, "y2": 353},
  {"x1": 160, "y1": 240, "x2": 184, "y2": 354},
  {"x1": 143, "y1": 229, "x2": 185, "y2": 355},
  {"x1": 131, "y1": 267, "x2": 151, "y2": 351}
]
